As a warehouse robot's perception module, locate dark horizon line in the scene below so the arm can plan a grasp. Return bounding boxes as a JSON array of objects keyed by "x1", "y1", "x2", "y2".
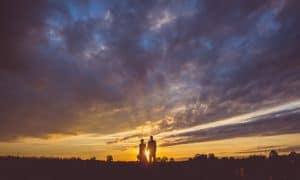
[{"x1": 1, "y1": 151, "x2": 298, "y2": 162}]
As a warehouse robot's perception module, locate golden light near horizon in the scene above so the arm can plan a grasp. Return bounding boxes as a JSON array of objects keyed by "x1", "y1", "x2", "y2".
[
  {"x1": 0, "y1": 100, "x2": 300, "y2": 161},
  {"x1": 1, "y1": 132, "x2": 299, "y2": 161}
]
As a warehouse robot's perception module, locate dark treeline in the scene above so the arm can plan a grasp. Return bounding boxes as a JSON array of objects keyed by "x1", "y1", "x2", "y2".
[{"x1": 0, "y1": 152, "x2": 299, "y2": 180}]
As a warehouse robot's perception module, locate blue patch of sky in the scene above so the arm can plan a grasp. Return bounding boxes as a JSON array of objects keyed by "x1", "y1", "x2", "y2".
[
  {"x1": 172, "y1": 0, "x2": 201, "y2": 16},
  {"x1": 199, "y1": 38, "x2": 213, "y2": 50},
  {"x1": 223, "y1": 36, "x2": 247, "y2": 49},
  {"x1": 219, "y1": 8, "x2": 282, "y2": 64},
  {"x1": 221, "y1": 5, "x2": 282, "y2": 53},
  {"x1": 65, "y1": 0, "x2": 108, "y2": 22},
  {"x1": 35, "y1": 41, "x2": 62, "y2": 61},
  {"x1": 66, "y1": 1, "x2": 84, "y2": 21},
  {"x1": 45, "y1": 13, "x2": 66, "y2": 47},
  {"x1": 183, "y1": 37, "x2": 214, "y2": 60},
  {"x1": 88, "y1": 0, "x2": 108, "y2": 18},
  {"x1": 222, "y1": 32, "x2": 260, "y2": 52},
  {"x1": 140, "y1": 33, "x2": 162, "y2": 51},
  {"x1": 92, "y1": 32, "x2": 111, "y2": 48},
  {"x1": 46, "y1": 29, "x2": 63, "y2": 47},
  {"x1": 256, "y1": 9, "x2": 281, "y2": 37},
  {"x1": 220, "y1": 35, "x2": 258, "y2": 63},
  {"x1": 93, "y1": 33, "x2": 104, "y2": 43},
  {"x1": 214, "y1": 64, "x2": 239, "y2": 82},
  {"x1": 46, "y1": 12, "x2": 67, "y2": 29}
]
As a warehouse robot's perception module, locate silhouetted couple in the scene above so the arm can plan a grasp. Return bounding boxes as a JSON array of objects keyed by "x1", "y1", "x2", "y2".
[{"x1": 138, "y1": 136, "x2": 156, "y2": 163}]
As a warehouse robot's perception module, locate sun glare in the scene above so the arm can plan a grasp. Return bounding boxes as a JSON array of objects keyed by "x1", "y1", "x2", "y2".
[{"x1": 146, "y1": 149, "x2": 150, "y2": 161}]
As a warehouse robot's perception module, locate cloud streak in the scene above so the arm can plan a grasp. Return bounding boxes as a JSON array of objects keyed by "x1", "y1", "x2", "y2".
[{"x1": 159, "y1": 101, "x2": 300, "y2": 146}]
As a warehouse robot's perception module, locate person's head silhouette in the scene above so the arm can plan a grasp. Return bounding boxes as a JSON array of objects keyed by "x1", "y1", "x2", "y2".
[
  {"x1": 141, "y1": 139, "x2": 144, "y2": 143},
  {"x1": 150, "y1": 136, "x2": 153, "y2": 141}
]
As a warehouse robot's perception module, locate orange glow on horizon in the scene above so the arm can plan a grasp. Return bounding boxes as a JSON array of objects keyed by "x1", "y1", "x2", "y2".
[{"x1": 0, "y1": 133, "x2": 300, "y2": 161}]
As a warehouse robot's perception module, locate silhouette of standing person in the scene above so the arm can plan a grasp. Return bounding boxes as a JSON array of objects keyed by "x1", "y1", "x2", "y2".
[
  {"x1": 138, "y1": 139, "x2": 147, "y2": 163},
  {"x1": 147, "y1": 136, "x2": 157, "y2": 163}
]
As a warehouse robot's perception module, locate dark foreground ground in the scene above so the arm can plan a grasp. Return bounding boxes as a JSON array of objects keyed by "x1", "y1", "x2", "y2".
[{"x1": 0, "y1": 156, "x2": 299, "y2": 180}]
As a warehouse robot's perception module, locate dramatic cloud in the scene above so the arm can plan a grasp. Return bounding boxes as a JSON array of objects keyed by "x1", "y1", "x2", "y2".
[
  {"x1": 159, "y1": 103, "x2": 300, "y2": 146},
  {"x1": 0, "y1": 0, "x2": 299, "y2": 147}
]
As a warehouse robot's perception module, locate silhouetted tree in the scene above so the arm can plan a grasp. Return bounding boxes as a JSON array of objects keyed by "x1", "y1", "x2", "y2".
[
  {"x1": 249, "y1": 155, "x2": 266, "y2": 160},
  {"x1": 289, "y1": 151, "x2": 297, "y2": 157},
  {"x1": 288, "y1": 151, "x2": 298, "y2": 163},
  {"x1": 193, "y1": 154, "x2": 207, "y2": 160},
  {"x1": 269, "y1": 150, "x2": 279, "y2": 159},
  {"x1": 106, "y1": 155, "x2": 113, "y2": 162},
  {"x1": 89, "y1": 157, "x2": 96, "y2": 161},
  {"x1": 161, "y1": 156, "x2": 168, "y2": 163},
  {"x1": 208, "y1": 153, "x2": 216, "y2": 159}
]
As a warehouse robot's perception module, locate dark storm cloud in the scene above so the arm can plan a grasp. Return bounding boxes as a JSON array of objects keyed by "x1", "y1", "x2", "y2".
[
  {"x1": 153, "y1": 0, "x2": 300, "y2": 132},
  {"x1": 0, "y1": 1, "x2": 49, "y2": 71},
  {"x1": 0, "y1": 0, "x2": 299, "y2": 142}
]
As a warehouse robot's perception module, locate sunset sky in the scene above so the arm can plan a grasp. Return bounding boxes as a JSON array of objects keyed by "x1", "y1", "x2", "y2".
[{"x1": 1, "y1": 0, "x2": 300, "y2": 161}]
